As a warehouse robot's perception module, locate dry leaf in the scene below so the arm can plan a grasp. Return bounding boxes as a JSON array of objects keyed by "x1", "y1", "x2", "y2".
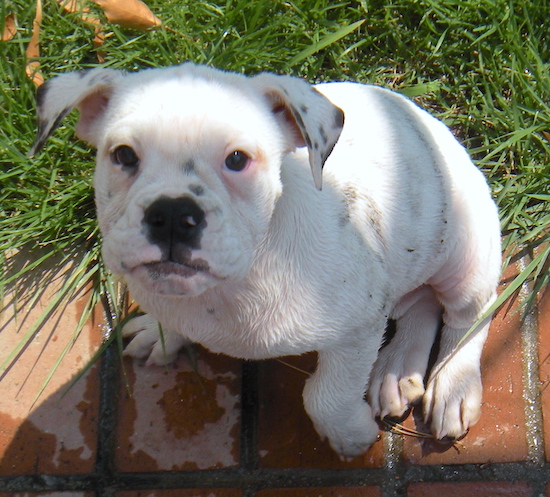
[
  {"x1": 56, "y1": 0, "x2": 107, "y2": 61},
  {"x1": 57, "y1": 0, "x2": 88, "y2": 13},
  {"x1": 94, "y1": 0, "x2": 161, "y2": 30},
  {"x1": 82, "y1": 14, "x2": 107, "y2": 62},
  {"x1": 543, "y1": 131, "x2": 550, "y2": 143},
  {"x1": 3, "y1": 13, "x2": 18, "y2": 41},
  {"x1": 25, "y1": 0, "x2": 44, "y2": 86}
]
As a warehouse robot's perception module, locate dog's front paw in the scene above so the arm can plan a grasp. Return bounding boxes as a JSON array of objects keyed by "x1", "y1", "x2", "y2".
[
  {"x1": 368, "y1": 347, "x2": 426, "y2": 420},
  {"x1": 311, "y1": 405, "x2": 380, "y2": 460},
  {"x1": 121, "y1": 313, "x2": 190, "y2": 366},
  {"x1": 423, "y1": 361, "x2": 482, "y2": 441}
]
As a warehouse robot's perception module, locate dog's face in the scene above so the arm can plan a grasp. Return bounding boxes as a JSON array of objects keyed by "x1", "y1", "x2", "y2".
[
  {"x1": 93, "y1": 68, "x2": 287, "y2": 296},
  {"x1": 31, "y1": 64, "x2": 344, "y2": 296}
]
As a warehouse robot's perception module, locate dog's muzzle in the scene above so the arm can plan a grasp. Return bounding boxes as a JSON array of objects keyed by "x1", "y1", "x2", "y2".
[{"x1": 143, "y1": 196, "x2": 206, "y2": 263}]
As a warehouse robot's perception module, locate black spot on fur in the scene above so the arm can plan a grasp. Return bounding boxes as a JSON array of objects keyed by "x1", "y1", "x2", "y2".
[
  {"x1": 183, "y1": 160, "x2": 196, "y2": 174},
  {"x1": 319, "y1": 125, "x2": 328, "y2": 144},
  {"x1": 189, "y1": 184, "x2": 204, "y2": 196},
  {"x1": 333, "y1": 107, "x2": 345, "y2": 129},
  {"x1": 290, "y1": 105, "x2": 305, "y2": 130},
  {"x1": 31, "y1": 106, "x2": 72, "y2": 155},
  {"x1": 35, "y1": 82, "x2": 50, "y2": 110},
  {"x1": 321, "y1": 141, "x2": 337, "y2": 166}
]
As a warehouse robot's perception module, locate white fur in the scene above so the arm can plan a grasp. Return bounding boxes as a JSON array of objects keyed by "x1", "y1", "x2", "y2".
[{"x1": 32, "y1": 63, "x2": 501, "y2": 458}]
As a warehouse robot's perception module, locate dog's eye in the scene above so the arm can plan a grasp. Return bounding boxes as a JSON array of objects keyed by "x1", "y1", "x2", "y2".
[
  {"x1": 224, "y1": 150, "x2": 249, "y2": 172},
  {"x1": 112, "y1": 145, "x2": 140, "y2": 169}
]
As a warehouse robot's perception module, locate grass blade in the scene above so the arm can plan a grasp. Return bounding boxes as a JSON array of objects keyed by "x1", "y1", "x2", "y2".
[{"x1": 288, "y1": 19, "x2": 365, "y2": 66}]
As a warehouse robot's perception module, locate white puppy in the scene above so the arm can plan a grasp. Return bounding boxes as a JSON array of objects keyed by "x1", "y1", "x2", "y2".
[{"x1": 31, "y1": 63, "x2": 501, "y2": 459}]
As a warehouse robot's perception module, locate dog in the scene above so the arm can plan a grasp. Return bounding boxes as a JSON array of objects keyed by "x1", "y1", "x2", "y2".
[{"x1": 31, "y1": 63, "x2": 501, "y2": 459}]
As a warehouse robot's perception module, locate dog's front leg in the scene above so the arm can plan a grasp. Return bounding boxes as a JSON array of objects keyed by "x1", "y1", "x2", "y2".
[{"x1": 303, "y1": 333, "x2": 382, "y2": 459}]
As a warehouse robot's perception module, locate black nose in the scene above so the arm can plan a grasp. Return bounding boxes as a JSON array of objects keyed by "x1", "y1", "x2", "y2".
[{"x1": 143, "y1": 196, "x2": 206, "y2": 253}]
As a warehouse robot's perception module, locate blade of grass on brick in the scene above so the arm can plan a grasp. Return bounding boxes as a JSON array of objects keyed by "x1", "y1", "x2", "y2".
[
  {"x1": 0, "y1": 248, "x2": 70, "y2": 289},
  {"x1": 457, "y1": 246, "x2": 550, "y2": 349},
  {"x1": 100, "y1": 269, "x2": 132, "y2": 392},
  {"x1": 288, "y1": 19, "x2": 364, "y2": 67},
  {"x1": 0, "y1": 250, "x2": 96, "y2": 377},
  {"x1": 517, "y1": 224, "x2": 550, "y2": 247},
  {"x1": 59, "y1": 270, "x2": 134, "y2": 401},
  {"x1": 32, "y1": 262, "x2": 101, "y2": 406},
  {"x1": 518, "y1": 245, "x2": 550, "y2": 319},
  {"x1": 62, "y1": 306, "x2": 140, "y2": 401}
]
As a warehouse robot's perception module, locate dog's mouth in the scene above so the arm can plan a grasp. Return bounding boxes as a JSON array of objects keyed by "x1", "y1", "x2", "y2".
[
  {"x1": 124, "y1": 256, "x2": 223, "y2": 296},
  {"x1": 144, "y1": 259, "x2": 211, "y2": 280}
]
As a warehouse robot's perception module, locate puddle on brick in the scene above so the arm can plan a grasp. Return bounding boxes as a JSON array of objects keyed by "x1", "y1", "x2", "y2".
[{"x1": 117, "y1": 347, "x2": 241, "y2": 471}]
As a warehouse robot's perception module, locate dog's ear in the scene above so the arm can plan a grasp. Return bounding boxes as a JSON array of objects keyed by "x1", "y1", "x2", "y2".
[
  {"x1": 30, "y1": 68, "x2": 123, "y2": 156},
  {"x1": 253, "y1": 73, "x2": 344, "y2": 190}
]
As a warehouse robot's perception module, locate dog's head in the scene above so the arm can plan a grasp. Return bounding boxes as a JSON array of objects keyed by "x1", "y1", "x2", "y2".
[{"x1": 31, "y1": 64, "x2": 344, "y2": 296}]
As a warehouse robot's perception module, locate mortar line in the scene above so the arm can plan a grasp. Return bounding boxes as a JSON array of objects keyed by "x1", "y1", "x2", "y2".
[
  {"x1": 518, "y1": 257, "x2": 545, "y2": 465},
  {"x1": 94, "y1": 299, "x2": 122, "y2": 497},
  {"x1": 381, "y1": 427, "x2": 405, "y2": 497},
  {"x1": 240, "y1": 360, "x2": 260, "y2": 493}
]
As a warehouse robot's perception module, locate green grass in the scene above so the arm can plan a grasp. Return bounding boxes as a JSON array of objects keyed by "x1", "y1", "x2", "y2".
[{"x1": 1, "y1": 0, "x2": 549, "y2": 385}]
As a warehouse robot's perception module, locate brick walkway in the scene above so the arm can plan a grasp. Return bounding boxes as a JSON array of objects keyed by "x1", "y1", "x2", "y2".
[{"x1": 1, "y1": 262, "x2": 549, "y2": 497}]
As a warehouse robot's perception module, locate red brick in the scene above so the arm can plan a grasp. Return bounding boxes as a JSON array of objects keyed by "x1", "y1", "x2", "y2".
[
  {"x1": 538, "y1": 286, "x2": 550, "y2": 460},
  {"x1": 0, "y1": 262, "x2": 103, "y2": 475},
  {"x1": 257, "y1": 353, "x2": 384, "y2": 469},
  {"x1": 402, "y1": 264, "x2": 528, "y2": 464},
  {"x1": 115, "y1": 345, "x2": 242, "y2": 471},
  {"x1": 0, "y1": 494, "x2": 94, "y2": 497},
  {"x1": 257, "y1": 488, "x2": 382, "y2": 497},
  {"x1": 116, "y1": 491, "x2": 242, "y2": 497},
  {"x1": 407, "y1": 481, "x2": 532, "y2": 497}
]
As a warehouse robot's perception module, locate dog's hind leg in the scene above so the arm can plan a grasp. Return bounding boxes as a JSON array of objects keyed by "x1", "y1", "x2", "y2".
[
  {"x1": 422, "y1": 294, "x2": 496, "y2": 440},
  {"x1": 423, "y1": 271, "x2": 498, "y2": 440},
  {"x1": 367, "y1": 285, "x2": 442, "y2": 420}
]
